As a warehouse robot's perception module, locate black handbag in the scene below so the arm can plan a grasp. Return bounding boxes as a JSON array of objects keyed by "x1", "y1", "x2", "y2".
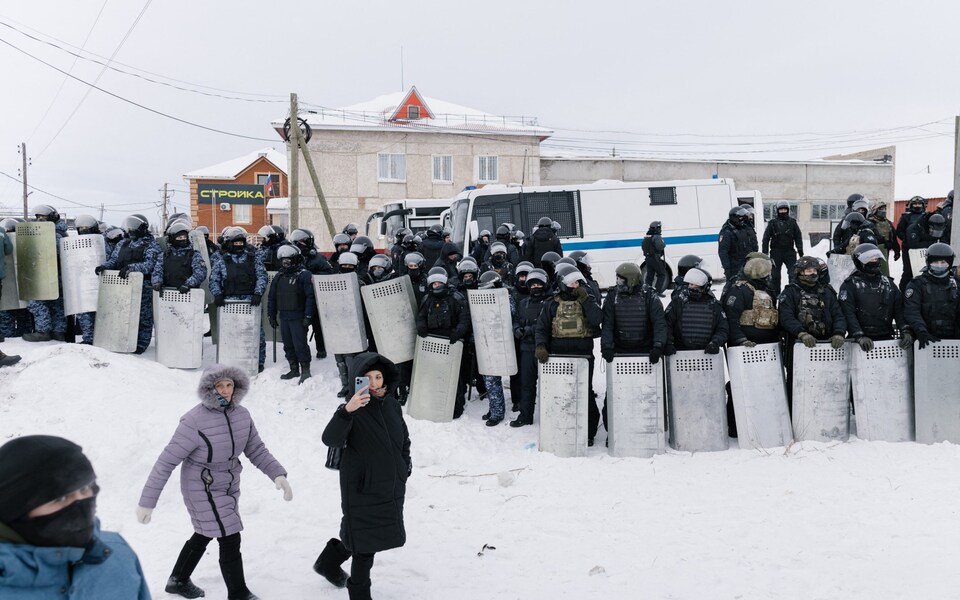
[{"x1": 325, "y1": 444, "x2": 345, "y2": 470}]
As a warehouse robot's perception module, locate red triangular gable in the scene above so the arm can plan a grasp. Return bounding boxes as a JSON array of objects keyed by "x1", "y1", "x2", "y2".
[{"x1": 388, "y1": 86, "x2": 434, "y2": 121}]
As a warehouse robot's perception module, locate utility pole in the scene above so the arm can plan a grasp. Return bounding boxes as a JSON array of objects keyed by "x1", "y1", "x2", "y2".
[
  {"x1": 289, "y1": 93, "x2": 300, "y2": 230},
  {"x1": 19, "y1": 142, "x2": 29, "y2": 218},
  {"x1": 159, "y1": 183, "x2": 170, "y2": 231},
  {"x1": 99, "y1": 203, "x2": 104, "y2": 221}
]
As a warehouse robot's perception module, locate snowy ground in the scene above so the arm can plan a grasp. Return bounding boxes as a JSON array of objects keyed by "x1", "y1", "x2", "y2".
[{"x1": 3, "y1": 248, "x2": 957, "y2": 600}]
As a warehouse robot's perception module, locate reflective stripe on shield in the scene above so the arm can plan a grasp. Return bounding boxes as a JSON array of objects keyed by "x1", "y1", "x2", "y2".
[
  {"x1": 93, "y1": 271, "x2": 143, "y2": 353},
  {"x1": 791, "y1": 343, "x2": 850, "y2": 442},
  {"x1": 313, "y1": 273, "x2": 367, "y2": 354},
  {"x1": 15, "y1": 221, "x2": 59, "y2": 301},
  {"x1": 538, "y1": 356, "x2": 590, "y2": 457},
  {"x1": 667, "y1": 350, "x2": 727, "y2": 452},
  {"x1": 850, "y1": 340, "x2": 913, "y2": 442},
  {"x1": 606, "y1": 356, "x2": 665, "y2": 458},
  {"x1": 913, "y1": 340, "x2": 959, "y2": 443},
  {"x1": 154, "y1": 288, "x2": 205, "y2": 369},
  {"x1": 467, "y1": 288, "x2": 517, "y2": 377},
  {"x1": 0, "y1": 233, "x2": 26, "y2": 310},
  {"x1": 60, "y1": 234, "x2": 106, "y2": 315},
  {"x1": 407, "y1": 336, "x2": 463, "y2": 422},
  {"x1": 826, "y1": 254, "x2": 855, "y2": 293},
  {"x1": 727, "y1": 343, "x2": 793, "y2": 449},
  {"x1": 362, "y1": 275, "x2": 418, "y2": 364},
  {"x1": 217, "y1": 301, "x2": 262, "y2": 377}
]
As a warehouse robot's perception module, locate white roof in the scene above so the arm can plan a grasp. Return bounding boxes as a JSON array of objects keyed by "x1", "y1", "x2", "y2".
[
  {"x1": 183, "y1": 147, "x2": 288, "y2": 180},
  {"x1": 539, "y1": 150, "x2": 890, "y2": 167},
  {"x1": 274, "y1": 90, "x2": 552, "y2": 138}
]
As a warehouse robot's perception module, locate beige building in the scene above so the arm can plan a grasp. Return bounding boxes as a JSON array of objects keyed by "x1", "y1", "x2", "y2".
[{"x1": 273, "y1": 87, "x2": 551, "y2": 249}]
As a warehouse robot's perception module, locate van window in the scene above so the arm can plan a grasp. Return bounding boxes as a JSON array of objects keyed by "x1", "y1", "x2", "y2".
[
  {"x1": 650, "y1": 187, "x2": 677, "y2": 206},
  {"x1": 520, "y1": 190, "x2": 582, "y2": 238},
  {"x1": 473, "y1": 194, "x2": 522, "y2": 237}
]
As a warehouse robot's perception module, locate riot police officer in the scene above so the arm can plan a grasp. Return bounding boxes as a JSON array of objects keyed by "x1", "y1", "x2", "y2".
[
  {"x1": 389, "y1": 227, "x2": 412, "y2": 272},
  {"x1": 480, "y1": 241, "x2": 515, "y2": 286},
  {"x1": 838, "y1": 243, "x2": 911, "y2": 352},
  {"x1": 642, "y1": 221, "x2": 667, "y2": 296},
  {"x1": 257, "y1": 225, "x2": 288, "y2": 272},
  {"x1": 903, "y1": 242, "x2": 960, "y2": 347},
  {"x1": 762, "y1": 201, "x2": 804, "y2": 296},
  {"x1": 362, "y1": 254, "x2": 395, "y2": 285},
  {"x1": 267, "y1": 244, "x2": 316, "y2": 384},
  {"x1": 329, "y1": 233, "x2": 353, "y2": 271},
  {"x1": 487, "y1": 225, "x2": 521, "y2": 266},
  {"x1": 290, "y1": 228, "x2": 333, "y2": 359},
  {"x1": 150, "y1": 222, "x2": 207, "y2": 295},
  {"x1": 209, "y1": 227, "x2": 267, "y2": 371},
  {"x1": 902, "y1": 212, "x2": 947, "y2": 291},
  {"x1": 868, "y1": 202, "x2": 900, "y2": 276},
  {"x1": 23, "y1": 205, "x2": 69, "y2": 343},
  {"x1": 671, "y1": 255, "x2": 706, "y2": 300},
  {"x1": 511, "y1": 269, "x2": 549, "y2": 427},
  {"x1": 664, "y1": 267, "x2": 728, "y2": 354},
  {"x1": 416, "y1": 267, "x2": 472, "y2": 418},
  {"x1": 718, "y1": 206, "x2": 755, "y2": 285},
  {"x1": 470, "y1": 229, "x2": 491, "y2": 264},
  {"x1": 600, "y1": 262, "x2": 667, "y2": 364},
  {"x1": 420, "y1": 224, "x2": 446, "y2": 268},
  {"x1": 524, "y1": 217, "x2": 564, "y2": 267}
]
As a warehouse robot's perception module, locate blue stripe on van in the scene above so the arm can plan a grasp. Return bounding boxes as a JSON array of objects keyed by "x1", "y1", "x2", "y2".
[{"x1": 563, "y1": 234, "x2": 719, "y2": 250}]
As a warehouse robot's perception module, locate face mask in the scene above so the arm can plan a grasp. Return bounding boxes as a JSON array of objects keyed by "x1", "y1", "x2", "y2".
[
  {"x1": 407, "y1": 268, "x2": 421, "y2": 280},
  {"x1": 798, "y1": 274, "x2": 819, "y2": 287},
  {"x1": 876, "y1": 210, "x2": 887, "y2": 219},
  {"x1": 173, "y1": 236, "x2": 191, "y2": 249},
  {"x1": 281, "y1": 258, "x2": 296, "y2": 270},
  {"x1": 686, "y1": 286, "x2": 704, "y2": 301},
  {"x1": 371, "y1": 267, "x2": 385, "y2": 279},
  {"x1": 516, "y1": 276, "x2": 528, "y2": 291},
  {"x1": 340, "y1": 266, "x2": 355, "y2": 274},
  {"x1": 750, "y1": 277, "x2": 769, "y2": 290},
  {"x1": 230, "y1": 242, "x2": 245, "y2": 254},
  {"x1": 777, "y1": 211, "x2": 788, "y2": 219},
  {"x1": 430, "y1": 285, "x2": 448, "y2": 297},
  {"x1": 530, "y1": 285, "x2": 545, "y2": 298},
  {"x1": 492, "y1": 255, "x2": 505, "y2": 266},
  {"x1": 911, "y1": 205, "x2": 924, "y2": 213},
  {"x1": 12, "y1": 496, "x2": 97, "y2": 549},
  {"x1": 929, "y1": 262, "x2": 950, "y2": 277},
  {"x1": 862, "y1": 261, "x2": 882, "y2": 275},
  {"x1": 930, "y1": 228, "x2": 945, "y2": 238}
]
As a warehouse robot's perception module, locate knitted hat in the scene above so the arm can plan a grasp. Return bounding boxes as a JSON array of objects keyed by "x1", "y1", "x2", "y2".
[{"x1": 0, "y1": 435, "x2": 96, "y2": 523}]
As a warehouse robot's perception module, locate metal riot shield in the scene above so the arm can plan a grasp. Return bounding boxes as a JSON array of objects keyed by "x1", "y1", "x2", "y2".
[
  {"x1": 407, "y1": 336, "x2": 463, "y2": 423},
  {"x1": 190, "y1": 230, "x2": 214, "y2": 304},
  {"x1": 850, "y1": 339, "x2": 913, "y2": 442},
  {"x1": 60, "y1": 234, "x2": 106, "y2": 316},
  {"x1": 913, "y1": 340, "x2": 960, "y2": 444},
  {"x1": 261, "y1": 271, "x2": 278, "y2": 351},
  {"x1": 93, "y1": 271, "x2": 143, "y2": 353},
  {"x1": 538, "y1": 356, "x2": 590, "y2": 457},
  {"x1": 908, "y1": 248, "x2": 928, "y2": 275},
  {"x1": 467, "y1": 288, "x2": 518, "y2": 377},
  {"x1": 827, "y1": 254, "x2": 855, "y2": 293},
  {"x1": 606, "y1": 356, "x2": 666, "y2": 458},
  {"x1": 313, "y1": 273, "x2": 367, "y2": 354},
  {"x1": 791, "y1": 343, "x2": 851, "y2": 442},
  {"x1": 727, "y1": 343, "x2": 793, "y2": 450},
  {"x1": 667, "y1": 350, "x2": 728, "y2": 452},
  {"x1": 217, "y1": 301, "x2": 262, "y2": 377},
  {"x1": 15, "y1": 221, "x2": 59, "y2": 301},
  {"x1": 154, "y1": 288, "x2": 205, "y2": 369},
  {"x1": 0, "y1": 233, "x2": 26, "y2": 310},
  {"x1": 362, "y1": 275, "x2": 418, "y2": 364}
]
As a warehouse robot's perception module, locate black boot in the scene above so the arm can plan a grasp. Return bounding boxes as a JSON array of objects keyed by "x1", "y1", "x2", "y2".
[
  {"x1": 312, "y1": 538, "x2": 350, "y2": 588},
  {"x1": 280, "y1": 361, "x2": 300, "y2": 380},
  {"x1": 336, "y1": 359, "x2": 350, "y2": 398},
  {"x1": 298, "y1": 362, "x2": 312, "y2": 385},
  {"x1": 346, "y1": 577, "x2": 373, "y2": 600},
  {"x1": 165, "y1": 540, "x2": 206, "y2": 598},
  {"x1": 220, "y1": 556, "x2": 259, "y2": 600},
  {"x1": 0, "y1": 351, "x2": 21, "y2": 368}
]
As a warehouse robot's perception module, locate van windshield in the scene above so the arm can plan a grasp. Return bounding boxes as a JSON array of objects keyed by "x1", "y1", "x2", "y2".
[
  {"x1": 450, "y1": 198, "x2": 469, "y2": 246},
  {"x1": 382, "y1": 202, "x2": 404, "y2": 239}
]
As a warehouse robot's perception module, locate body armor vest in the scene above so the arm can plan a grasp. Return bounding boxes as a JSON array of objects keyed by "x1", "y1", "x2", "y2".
[
  {"x1": 116, "y1": 240, "x2": 146, "y2": 268},
  {"x1": 850, "y1": 274, "x2": 896, "y2": 338},
  {"x1": 223, "y1": 251, "x2": 257, "y2": 296},
  {"x1": 797, "y1": 287, "x2": 828, "y2": 338},
  {"x1": 426, "y1": 298, "x2": 454, "y2": 330},
  {"x1": 613, "y1": 291, "x2": 648, "y2": 344},
  {"x1": 680, "y1": 300, "x2": 715, "y2": 349},
  {"x1": 276, "y1": 272, "x2": 305, "y2": 312},
  {"x1": 552, "y1": 296, "x2": 590, "y2": 338},
  {"x1": 921, "y1": 277, "x2": 960, "y2": 337},
  {"x1": 737, "y1": 282, "x2": 778, "y2": 329},
  {"x1": 162, "y1": 249, "x2": 194, "y2": 288}
]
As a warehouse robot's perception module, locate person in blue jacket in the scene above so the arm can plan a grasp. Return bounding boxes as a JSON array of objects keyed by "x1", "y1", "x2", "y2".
[{"x1": 0, "y1": 435, "x2": 151, "y2": 599}]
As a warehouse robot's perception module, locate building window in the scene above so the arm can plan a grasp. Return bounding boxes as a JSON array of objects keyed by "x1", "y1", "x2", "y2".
[
  {"x1": 378, "y1": 153, "x2": 406, "y2": 182},
  {"x1": 407, "y1": 106, "x2": 420, "y2": 120},
  {"x1": 649, "y1": 187, "x2": 677, "y2": 206},
  {"x1": 233, "y1": 204, "x2": 252, "y2": 224},
  {"x1": 477, "y1": 156, "x2": 498, "y2": 183},
  {"x1": 762, "y1": 201, "x2": 799, "y2": 221},
  {"x1": 432, "y1": 155, "x2": 453, "y2": 183},
  {"x1": 811, "y1": 202, "x2": 846, "y2": 221},
  {"x1": 256, "y1": 173, "x2": 281, "y2": 197}
]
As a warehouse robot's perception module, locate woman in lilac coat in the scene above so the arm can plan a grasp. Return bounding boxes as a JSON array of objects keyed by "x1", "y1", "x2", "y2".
[{"x1": 136, "y1": 364, "x2": 293, "y2": 600}]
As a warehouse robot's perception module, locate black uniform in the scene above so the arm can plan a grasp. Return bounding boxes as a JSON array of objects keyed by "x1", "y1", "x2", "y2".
[
  {"x1": 903, "y1": 272, "x2": 960, "y2": 341},
  {"x1": 838, "y1": 271, "x2": 904, "y2": 341},
  {"x1": 523, "y1": 226, "x2": 564, "y2": 267},
  {"x1": 718, "y1": 221, "x2": 756, "y2": 281},
  {"x1": 415, "y1": 288, "x2": 471, "y2": 417},
  {"x1": 512, "y1": 289, "x2": 548, "y2": 425},
  {"x1": 479, "y1": 258, "x2": 515, "y2": 287},
  {"x1": 641, "y1": 234, "x2": 667, "y2": 294},
  {"x1": 420, "y1": 234, "x2": 445, "y2": 270},
  {"x1": 723, "y1": 280, "x2": 781, "y2": 346},
  {"x1": 778, "y1": 282, "x2": 847, "y2": 405},
  {"x1": 267, "y1": 265, "x2": 317, "y2": 367},
  {"x1": 600, "y1": 286, "x2": 667, "y2": 358},
  {"x1": 762, "y1": 215, "x2": 804, "y2": 296},
  {"x1": 301, "y1": 248, "x2": 334, "y2": 358},
  {"x1": 664, "y1": 290, "x2": 728, "y2": 351}
]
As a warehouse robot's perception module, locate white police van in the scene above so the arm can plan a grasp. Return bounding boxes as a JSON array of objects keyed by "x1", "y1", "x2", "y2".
[{"x1": 446, "y1": 179, "x2": 760, "y2": 289}]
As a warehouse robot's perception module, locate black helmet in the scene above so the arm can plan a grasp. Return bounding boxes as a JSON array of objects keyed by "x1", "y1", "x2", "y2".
[
  {"x1": 794, "y1": 255, "x2": 821, "y2": 285},
  {"x1": 123, "y1": 214, "x2": 150, "y2": 238},
  {"x1": 34, "y1": 204, "x2": 61, "y2": 223},
  {"x1": 401, "y1": 233, "x2": 418, "y2": 250},
  {"x1": 556, "y1": 256, "x2": 576, "y2": 268},
  {"x1": 928, "y1": 213, "x2": 947, "y2": 237},
  {"x1": 395, "y1": 227, "x2": 412, "y2": 245},
  {"x1": 495, "y1": 225, "x2": 511, "y2": 240},
  {"x1": 515, "y1": 261, "x2": 534, "y2": 276},
  {"x1": 349, "y1": 236, "x2": 374, "y2": 255},
  {"x1": 846, "y1": 193, "x2": 864, "y2": 209},
  {"x1": 511, "y1": 229, "x2": 525, "y2": 243},
  {"x1": 478, "y1": 229, "x2": 491, "y2": 242},
  {"x1": 852, "y1": 243, "x2": 884, "y2": 272},
  {"x1": 426, "y1": 266, "x2": 449, "y2": 295},
  {"x1": 426, "y1": 224, "x2": 443, "y2": 239},
  {"x1": 729, "y1": 206, "x2": 748, "y2": 222},
  {"x1": 166, "y1": 222, "x2": 192, "y2": 247},
  {"x1": 333, "y1": 233, "x2": 351, "y2": 248},
  {"x1": 277, "y1": 244, "x2": 302, "y2": 269},
  {"x1": 648, "y1": 221, "x2": 662, "y2": 233},
  {"x1": 908, "y1": 195, "x2": 927, "y2": 212},
  {"x1": 342, "y1": 223, "x2": 359, "y2": 236},
  {"x1": 568, "y1": 250, "x2": 590, "y2": 268},
  {"x1": 258, "y1": 225, "x2": 279, "y2": 243},
  {"x1": 557, "y1": 266, "x2": 586, "y2": 294},
  {"x1": 290, "y1": 229, "x2": 314, "y2": 248},
  {"x1": 926, "y1": 242, "x2": 955, "y2": 267},
  {"x1": 442, "y1": 226, "x2": 452, "y2": 239},
  {"x1": 75, "y1": 214, "x2": 100, "y2": 235},
  {"x1": 537, "y1": 216, "x2": 552, "y2": 228},
  {"x1": 368, "y1": 254, "x2": 393, "y2": 280},
  {"x1": 226, "y1": 227, "x2": 248, "y2": 253},
  {"x1": 478, "y1": 270, "x2": 503, "y2": 289},
  {"x1": 677, "y1": 254, "x2": 703, "y2": 278},
  {"x1": 841, "y1": 212, "x2": 866, "y2": 230},
  {"x1": 540, "y1": 251, "x2": 561, "y2": 267}
]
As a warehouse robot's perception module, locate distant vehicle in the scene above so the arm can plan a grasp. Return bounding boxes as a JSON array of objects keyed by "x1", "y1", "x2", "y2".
[
  {"x1": 445, "y1": 179, "x2": 760, "y2": 288},
  {"x1": 365, "y1": 199, "x2": 452, "y2": 249}
]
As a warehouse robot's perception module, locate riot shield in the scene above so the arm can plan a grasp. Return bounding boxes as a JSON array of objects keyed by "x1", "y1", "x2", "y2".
[
  {"x1": 850, "y1": 339, "x2": 913, "y2": 442},
  {"x1": 190, "y1": 230, "x2": 214, "y2": 304},
  {"x1": 407, "y1": 336, "x2": 463, "y2": 422},
  {"x1": 467, "y1": 288, "x2": 518, "y2": 377},
  {"x1": 60, "y1": 234, "x2": 106, "y2": 316},
  {"x1": 362, "y1": 275, "x2": 418, "y2": 364},
  {"x1": 667, "y1": 350, "x2": 728, "y2": 452},
  {"x1": 908, "y1": 248, "x2": 927, "y2": 275},
  {"x1": 313, "y1": 273, "x2": 368, "y2": 354},
  {"x1": 538, "y1": 356, "x2": 590, "y2": 457},
  {"x1": 154, "y1": 288, "x2": 205, "y2": 369},
  {"x1": 261, "y1": 271, "x2": 278, "y2": 351},
  {"x1": 217, "y1": 301, "x2": 262, "y2": 377},
  {"x1": 727, "y1": 343, "x2": 793, "y2": 450},
  {"x1": 15, "y1": 221, "x2": 58, "y2": 301},
  {"x1": 93, "y1": 271, "x2": 143, "y2": 353},
  {"x1": 0, "y1": 233, "x2": 26, "y2": 311},
  {"x1": 791, "y1": 343, "x2": 851, "y2": 442},
  {"x1": 827, "y1": 254, "x2": 855, "y2": 293},
  {"x1": 606, "y1": 356, "x2": 666, "y2": 458},
  {"x1": 913, "y1": 340, "x2": 960, "y2": 444}
]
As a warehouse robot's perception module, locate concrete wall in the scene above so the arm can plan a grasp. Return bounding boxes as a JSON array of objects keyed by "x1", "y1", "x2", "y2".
[{"x1": 293, "y1": 130, "x2": 542, "y2": 250}]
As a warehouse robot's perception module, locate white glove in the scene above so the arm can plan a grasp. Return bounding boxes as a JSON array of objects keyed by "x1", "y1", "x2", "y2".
[
  {"x1": 275, "y1": 475, "x2": 293, "y2": 501},
  {"x1": 136, "y1": 505, "x2": 153, "y2": 524}
]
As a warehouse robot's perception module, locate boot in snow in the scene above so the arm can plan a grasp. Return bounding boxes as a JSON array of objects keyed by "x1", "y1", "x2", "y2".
[
  {"x1": 312, "y1": 538, "x2": 350, "y2": 588},
  {"x1": 280, "y1": 361, "x2": 300, "y2": 380},
  {"x1": 0, "y1": 351, "x2": 21, "y2": 367},
  {"x1": 298, "y1": 362, "x2": 312, "y2": 385},
  {"x1": 165, "y1": 539, "x2": 206, "y2": 598},
  {"x1": 220, "y1": 556, "x2": 259, "y2": 600},
  {"x1": 336, "y1": 359, "x2": 350, "y2": 398},
  {"x1": 346, "y1": 578, "x2": 373, "y2": 600}
]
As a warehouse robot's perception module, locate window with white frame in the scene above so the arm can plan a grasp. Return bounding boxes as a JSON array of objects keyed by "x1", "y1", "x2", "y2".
[
  {"x1": 256, "y1": 173, "x2": 281, "y2": 197},
  {"x1": 477, "y1": 155, "x2": 498, "y2": 183},
  {"x1": 233, "y1": 204, "x2": 252, "y2": 224},
  {"x1": 811, "y1": 202, "x2": 846, "y2": 221},
  {"x1": 378, "y1": 153, "x2": 406, "y2": 182},
  {"x1": 762, "y1": 201, "x2": 799, "y2": 221},
  {"x1": 432, "y1": 155, "x2": 453, "y2": 183}
]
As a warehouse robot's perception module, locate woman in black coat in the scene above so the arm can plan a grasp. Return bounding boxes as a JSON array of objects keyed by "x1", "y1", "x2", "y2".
[{"x1": 314, "y1": 352, "x2": 411, "y2": 600}]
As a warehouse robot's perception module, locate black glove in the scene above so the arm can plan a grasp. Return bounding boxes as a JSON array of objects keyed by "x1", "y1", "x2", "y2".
[
  {"x1": 741, "y1": 340, "x2": 757, "y2": 348},
  {"x1": 269, "y1": 317, "x2": 279, "y2": 329},
  {"x1": 250, "y1": 293, "x2": 262, "y2": 307},
  {"x1": 178, "y1": 284, "x2": 191, "y2": 295},
  {"x1": 302, "y1": 316, "x2": 312, "y2": 328},
  {"x1": 118, "y1": 266, "x2": 130, "y2": 279},
  {"x1": 893, "y1": 251, "x2": 901, "y2": 261},
  {"x1": 449, "y1": 333, "x2": 461, "y2": 345},
  {"x1": 214, "y1": 295, "x2": 226, "y2": 307},
  {"x1": 574, "y1": 286, "x2": 590, "y2": 304},
  {"x1": 514, "y1": 328, "x2": 523, "y2": 339},
  {"x1": 601, "y1": 347, "x2": 615, "y2": 363},
  {"x1": 897, "y1": 331, "x2": 914, "y2": 350},
  {"x1": 649, "y1": 347, "x2": 662, "y2": 364},
  {"x1": 663, "y1": 343, "x2": 677, "y2": 356},
  {"x1": 917, "y1": 331, "x2": 940, "y2": 349},
  {"x1": 704, "y1": 342, "x2": 720, "y2": 355},
  {"x1": 95, "y1": 265, "x2": 105, "y2": 275}
]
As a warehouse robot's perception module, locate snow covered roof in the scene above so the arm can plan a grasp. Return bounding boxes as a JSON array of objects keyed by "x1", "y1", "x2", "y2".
[
  {"x1": 183, "y1": 147, "x2": 288, "y2": 181},
  {"x1": 539, "y1": 150, "x2": 892, "y2": 167},
  {"x1": 273, "y1": 88, "x2": 552, "y2": 139}
]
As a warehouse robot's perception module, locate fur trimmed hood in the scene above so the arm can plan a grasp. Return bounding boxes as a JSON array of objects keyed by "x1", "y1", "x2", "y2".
[{"x1": 197, "y1": 364, "x2": 250, "y2": 409}]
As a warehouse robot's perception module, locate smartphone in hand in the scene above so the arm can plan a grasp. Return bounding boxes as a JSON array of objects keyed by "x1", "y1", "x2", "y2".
[{"x1": 355, "y1": 376, "x2": 369, "y2": 394}]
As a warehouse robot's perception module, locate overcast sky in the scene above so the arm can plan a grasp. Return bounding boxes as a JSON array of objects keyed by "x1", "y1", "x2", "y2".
[{"x1": 1, "y1": 0, "x2": 958, "y2": 225}]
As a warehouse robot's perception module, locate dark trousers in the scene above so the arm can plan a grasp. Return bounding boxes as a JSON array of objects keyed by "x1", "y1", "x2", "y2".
[
  {"x1": 310, "y1": 306, "x2": 326, "y2": 356},
  {"x1": 517, "y1": 349, "x2": 539, "y2": 422},
  {"x1": 644, "y1": 255, "x2": 668, "y2": 293},
  {"x1": 280, "y1": 318, "x2": 311, "y2": 364},
  {"x1": 454, "y1": 343, "x2": 486, "y2": 416},
  {"x1": 350, "y1": 552, "x2": 375, "y2": 586},
  {"x1": 770, "y1": 249, "x2": 797, "y2": 297},
  {"x1": 509, "y1": 344, "x2": 522, "y2": 408},
  {"x1": 183, "y1": 531, "x2": 240, "y2": 561},
  {"x1": 397, "y1": 360, "x2": 413, "y2": 401},
  {"x1": 899, "y1": 250, "x2": 915, "y2": 292}
]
